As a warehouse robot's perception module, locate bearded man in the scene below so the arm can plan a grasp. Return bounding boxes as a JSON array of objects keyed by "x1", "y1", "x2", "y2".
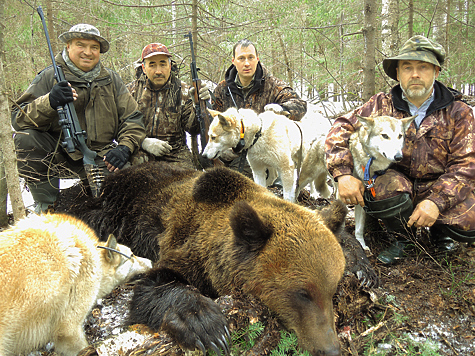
[{"x1": 325, "y1": 35, "x2": 475, "y2": 264}]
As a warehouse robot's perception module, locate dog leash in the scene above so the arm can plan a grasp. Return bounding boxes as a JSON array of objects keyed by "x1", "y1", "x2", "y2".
[
  {"x1": 362, "y1": 157, "x2": 378, "y2": 198},
  {"x1": 294, "y1": 121, "x2": 304, "y2": 199}
]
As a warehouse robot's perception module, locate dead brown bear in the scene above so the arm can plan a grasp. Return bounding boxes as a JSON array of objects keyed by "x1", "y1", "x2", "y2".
[{"x1": 57, "y1": 162, "x2": 346, "y2": 356}]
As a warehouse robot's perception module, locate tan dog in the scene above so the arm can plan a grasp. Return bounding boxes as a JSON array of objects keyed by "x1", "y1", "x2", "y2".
[
  {"x1": 0, "y1": 213, "x2": 152, "y2": 356},
  {"x1": 298, "y1": 114, "x2": 416, "y2": 251},
  {"x1": 203, "y1": 107, "x2": 322, "y2": 202}
]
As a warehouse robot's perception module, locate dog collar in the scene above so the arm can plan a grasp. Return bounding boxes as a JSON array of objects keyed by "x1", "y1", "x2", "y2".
[{"x1": 232, "y1": 119, "x2": 246, "y2": 153}]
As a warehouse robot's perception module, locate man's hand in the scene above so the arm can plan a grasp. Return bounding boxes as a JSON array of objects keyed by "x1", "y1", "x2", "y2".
[
  {"x1": 142, "y1": 137, "x2": 172, "y2": 157},
  {"x1": 103, "y1": 145, "x2": 130, "y2": 172},
  {"x1": 49, "y1": 81, "x2": 77, "y2": 109},
  {"x1": 407, "y1": 199, "x2": 439, "y2": 228},
  {"x1": 190, "y1": 84, "x2": 211, "y2": 104},
  {"x1": 338, "y1": 174, "x2": 365, "y2": 207}
]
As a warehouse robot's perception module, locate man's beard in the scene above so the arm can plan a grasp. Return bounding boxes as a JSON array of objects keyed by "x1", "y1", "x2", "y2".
[{"x1": 402, "y1": 75, "x2": 436, "y2": 102}]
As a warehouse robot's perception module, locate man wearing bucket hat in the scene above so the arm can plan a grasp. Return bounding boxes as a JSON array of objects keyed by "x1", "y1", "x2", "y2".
[
  {"x1": 325, "y1": 35, "x2": 475, "y2": 264},
  {"x1": 127, "y1": 43, "x2": 203, "y2": 169},
  {"x1": 12, "y1": 24, "x2": 145, "y2": 213}
]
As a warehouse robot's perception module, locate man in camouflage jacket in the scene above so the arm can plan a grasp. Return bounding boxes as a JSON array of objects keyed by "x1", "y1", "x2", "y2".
[
  {"x1": 12, "y1": 24, "x2": 145, "y2": 213},
  {"x1": 127, "y1": 43, "x2": 200, "y2": 170},
  {"x1": 325, "y1": 35, "x2": 475, "y2": 264},
  {"x1": 213, "y1": 39, "x2": 307, "y2": 178}
]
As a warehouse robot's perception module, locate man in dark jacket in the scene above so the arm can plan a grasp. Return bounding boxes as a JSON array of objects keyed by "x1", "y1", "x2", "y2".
[
  {"x1": 212, "y1": 39, "x2": 307, "y2": 178},
  {"x1": 325, "y1": 35, "x2": 475, "y2": 264},
  {"x1": 127, "y1": 43, "x2": 201, "y2": 169},
  {"x1": 12, "y1": 24, "x2": 145, "y2": 213}
]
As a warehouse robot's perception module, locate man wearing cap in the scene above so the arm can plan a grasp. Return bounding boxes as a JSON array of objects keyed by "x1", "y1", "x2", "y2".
[
  {"x1": 325, "y1": 35, "x2": 475, "y2": 264},
  {"x1": 212, "y1": 39, "x2": 307, "y2": 178},
  {"x1": 12, "y1": 24, "x2": 146, "y2": 213},
  {"x1": 127, "y1": 43, "x2": 202, "y2": 169}
]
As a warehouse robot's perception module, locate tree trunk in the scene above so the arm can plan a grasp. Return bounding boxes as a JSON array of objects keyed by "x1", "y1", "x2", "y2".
[
  {"x1": 46, "y1": 0, "x2": 57, "y2": 55},
  {"x1": 192, "y1": 0, "x2": 198, "y2": 55},
  {"x1": 433, "y1": 0, "x2": 447, "y2": 49},
  {"x1": 408, "y1": 0, "x2": 414, "y2": 38},
  {"x1": 382, "y1": 0, "x2": 399, "y2": 56},
  {"x1": 278, "y1": 32, "x2": 293, "y2": 86},
  {"x1": 362, "y1": 0, "x2": 377, "y2": 102},
  {"x1": 0, "y1": 0, "x2": 25, "y2": 223}
]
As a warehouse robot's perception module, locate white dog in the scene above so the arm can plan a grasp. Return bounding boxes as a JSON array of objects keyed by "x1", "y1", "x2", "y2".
[
  {"x1": 0, "y1": 213, "x2": 152, "y2": 356},
  {"x1": 298, "y1": 114, "x2": 416, "y2": 250},
  {"x1": 203, "y1": 107, "x2": 323, "y2": 202}
]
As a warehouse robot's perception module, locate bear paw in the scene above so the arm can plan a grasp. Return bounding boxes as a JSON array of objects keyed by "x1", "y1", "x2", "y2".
[{"x1": 161, "y1": 290, "x2": 231, "y2": 355}]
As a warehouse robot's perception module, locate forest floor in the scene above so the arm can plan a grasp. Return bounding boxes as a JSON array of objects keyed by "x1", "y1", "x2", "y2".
[{"x1": 10, "y1": 186, "x2": 473, "y2": 356}]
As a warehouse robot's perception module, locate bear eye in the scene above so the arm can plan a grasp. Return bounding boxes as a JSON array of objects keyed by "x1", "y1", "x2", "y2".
[
  {"x1": 381, "y1": 134, "x2": 389, "y2": 139},
  {"x1": 296, "y1": 289, "x2": 312, "y2": 302}
]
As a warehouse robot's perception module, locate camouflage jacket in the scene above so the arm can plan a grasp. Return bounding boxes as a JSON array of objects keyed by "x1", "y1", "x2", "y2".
[
  {"x1": 127, "y1": 71, "x2": 199, "y2": 151},
  {"x1": 12, "y1": 53, "x2": 145, "y2": 160},
  {"x1": 325, "y1": 81, "x2": 475, "y2": 213},
  {"x1": 213, "y1": 62, "x2": 307, "y2": 121}
]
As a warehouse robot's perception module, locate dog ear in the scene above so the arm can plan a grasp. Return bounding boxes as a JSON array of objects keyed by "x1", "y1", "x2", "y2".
[
  {"x1": 218, "y1": 114, "x2": 235, "y2": 131},
  {"x1": 401, "y1": 115, "x2": 417, "y2": 131},
  {"x1": 356, "y1": 115, "x2": 374, "y2": 131},
  {"x1": 103, "y1": 234, "x2": 119, "y2": 262}
]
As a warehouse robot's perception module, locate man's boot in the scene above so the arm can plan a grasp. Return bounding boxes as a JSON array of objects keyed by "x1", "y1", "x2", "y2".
[
  {"x1": 434, "y1": 224, "x2": 475, "y2": 250},
  {"x1": 364, "y1": 192, "x2": 414, "y2": 264},
  {"x1": 29, "y1": 179, "x2": 59, "y2": 214},
  {"x1": 430, "y1": 227, "x2": 457, "y2": 252}
]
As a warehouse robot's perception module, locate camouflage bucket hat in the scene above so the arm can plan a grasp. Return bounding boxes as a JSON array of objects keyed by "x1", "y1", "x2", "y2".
[
  {"x1": 383, "y1": 35, "x2": 446, "y2": 81},
  {"x1": 58, "y1": 24, "x2": 110, "y2": 53}
]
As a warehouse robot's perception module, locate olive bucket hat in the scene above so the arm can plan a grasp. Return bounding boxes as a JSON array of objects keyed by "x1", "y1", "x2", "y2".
[
  {"x1": 383, "y1": 35, "x2": 446, "y2": 81},
  {"x1": 58, "y1": 24, "x2": 110, "y2": 53}
]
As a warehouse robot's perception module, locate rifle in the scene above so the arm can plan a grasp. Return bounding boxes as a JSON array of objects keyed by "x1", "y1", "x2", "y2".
[
  {"x1": 184, "y1": 31, "x2": 213, "y2": 154},
  {"x1": 37, "y1": 6, "x2": 103, "y2": 197}
]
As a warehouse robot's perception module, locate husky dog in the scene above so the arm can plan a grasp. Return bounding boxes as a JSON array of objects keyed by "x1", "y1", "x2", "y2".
[
  {"x1": 203, "y1": 107, "x2": 321, "y2": 202},
  {"x1": 0, "y1": 213, "x2": 152, "y2": 356},
  {"x1": 298, "y1": 114, "x2": 416, "y2": 250}
]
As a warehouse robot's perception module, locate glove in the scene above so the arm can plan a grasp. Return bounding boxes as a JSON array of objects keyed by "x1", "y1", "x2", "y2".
[
  {"x1": 190, "y1": 84, "x2": 211, "y2": 104},
  {"x1": 142, "y1": 137, "x2": 172, "y2": 156},
  {"x1": 103, "y1": 145, "x2": 131, "y2": 170},
  {"x1": 264, "y1": 103, "x2": 290, "y2": 117},
  {"x1": 49, "y1": 80, "x2": 74, "y2": 109}
]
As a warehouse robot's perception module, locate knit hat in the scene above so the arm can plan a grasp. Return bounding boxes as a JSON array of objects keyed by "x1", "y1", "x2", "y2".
[
  {"x1": 383, "y1": 35, "x2": 445, "y2": 81},
  {"x1": 58, "y1": 24, "x2": 109, "y2": 53}
]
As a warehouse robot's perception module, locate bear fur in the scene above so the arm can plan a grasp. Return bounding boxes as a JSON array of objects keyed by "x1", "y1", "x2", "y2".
[{"x1": 58, "y1": 162, "x2": 348, "y2": 355}]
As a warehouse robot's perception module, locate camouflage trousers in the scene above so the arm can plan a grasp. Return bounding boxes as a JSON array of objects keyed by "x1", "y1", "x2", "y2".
[{"x1": 371, "y1": 169, "x2": 475, "y2": 230}]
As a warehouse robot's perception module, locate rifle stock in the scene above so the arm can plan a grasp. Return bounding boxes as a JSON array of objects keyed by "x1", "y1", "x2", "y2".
[{"x1": 37, "y1": 6, "x2": 103, "y2": 197}]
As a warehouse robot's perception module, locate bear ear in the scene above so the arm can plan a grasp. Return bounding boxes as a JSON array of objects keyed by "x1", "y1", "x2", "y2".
[
  {"x1": 319, "y1": 200, "x2": 348, "y2": 234},
  {"x1": 192, "y1": 167, "x2": 253, "y2": 204},
  {"x1": 230, "y1": 201, "x2": 273, "y2": 255}
]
